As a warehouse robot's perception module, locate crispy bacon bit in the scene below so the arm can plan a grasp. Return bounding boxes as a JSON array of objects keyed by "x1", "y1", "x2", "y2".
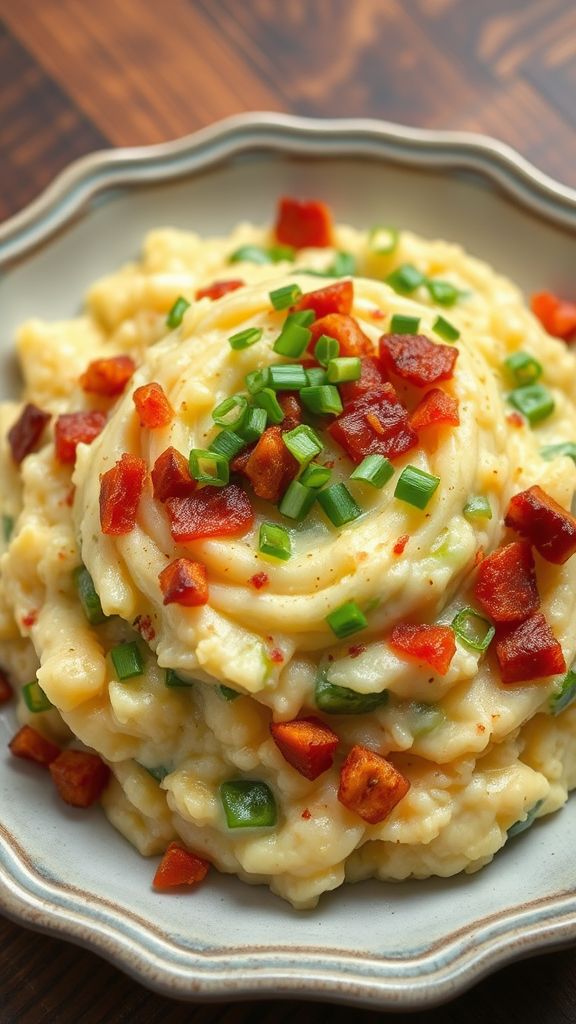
[
  {"x1": 531, "y1": 291, "x2": 576, "y2": 341},
  {"x1": 159, "y1": 558, "x2": 209, "y2": 607},
  {"x1": 507, "y1": 411, "x2": 525, "y2": 428},
  {"x1": 389, "y1": 623, "x2": 456, "y2": 675},
  {"x1": 153, "y1": 842, "x2": 210, "y2": 891},
  {"x1": 133, "y1": 382, "x2": 174, "y2": 429},
  {"x1": 21, "y1": 611, "x2": 38, "y2": 628},
  {"x1": 195, "y1": 279, "x2": 244, "y2": 301},
  {"x1": 393, "y1": 534, "x2": 409, "y2": 556},
  {"x1": 151, "y1": 447, "x2": 196, "y2": 502},
  {"x1": 496, "y1": 612, "x2": 566, "y2": 684},
  {"x1": 230, "y1": 445, "x2": 255, "y2": 475},
  {"x1": 309, "y1": 313, "x2": 374, "y2": 356},
  {"x1": 250, "y1": 572, "x2": 269, "y2": 590},
  {"x1": 301, "y1": 808, "x2": 312, "y2": 820},
  {"x1": 54, "y1": 411, "x2": 106, "y2": 464},
  {"x1": 0, "y1": 669, "x2": 13, "y2": 703},
  {"x1": 8, "y1": 404, "x2": 51, "y2": 464},
  {"x1": 166, "y1": 483, "x2": 254, "y2": 541},
  {"x1": 409, "y1": 389, "x2": 459, "y2": 433},
  {"x1": 328, "y1": 383, "x2": 417, "y2": 464},
  {"x1": 293, "y1": 280, "x2": 353, "y2": 319},
  {"x1": 474, "y1": 541, "x2": 539, "y2": 623},
  {"x1": 80, "y1": 355, "x2": 136, "y2": 396},
  {"x1": 338, "y1": 745, "x2": 410, "y2": 825},
  {"x1": 49, "y1": 750, "x2": 110, "y2": 807},
  {"x1": 270, "y1": 716, "x2": 339, "y2": 780},
  {"x1": 9, "y1": 725, "x2": 61, "y2": 766},
  {"x1": 278, "y1": 393, "x2": 302, "y2": 432},
  {"x1": 339, "y1": 356, "x2": 387, "y2": 406},
  {"x1": 268, "y1": 647, "x2": 284, "y2": 664},
  {"x1": 99, "y1": 453, "x2": 147, "y2": 535},
  {"x1": 505, "y1": 485, "x2": 576, "y2": 565},
  {"x1": 133, "y1": 614, "x2": 156, "y2": 643},
  {"x1": 244, "y1": 426, "x2": 298, "y2": 502},
  {"x1": 379, "y1": 334, "x2": 458, "y2": 387},
  {"x1": 275, "y1": 196, "x2": 333, "y2": 249}
]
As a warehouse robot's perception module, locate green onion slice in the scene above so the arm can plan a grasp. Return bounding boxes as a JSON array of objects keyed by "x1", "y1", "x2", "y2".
[
  {"x1": 300, "y1": 384, "x2": 343, "y2": 416},
  {"x1": 390, "y1": 314, "x2": 420, "y2": 334},
  {"x1": 267, "y1": 364, "x2": 308, "y2": 391},
  {"x1": 394, "y1": 466, "x2": 440, "y2": 509},
  {"x1": 166, "y1": 296, "x2": 190, "y2": 329},
  {"x1": 220, "y1": 779, "x2": 277, "y2": 828},
  {"x1": 111, "y1": 641, "x2": 144, "y2": 680},
  {"x1": 368, "y1": 225, "x2": 399, "y2": 255},
  {"x1": 245, "y1": 369, "x2": 268, "y2": 395},
  {"x1": 406, "y1": 701, "x2": 446, "y2": 737},
  {"x1": 433, "y1": 315, "x2": 460, "y2": 341},
  {"x1": 237, "y1": 407, "x2": 267, "y2": 443},
  {"x1": 278, "y1": 480, "x2": 317, "y2": 521},
  {"x1": 463, "y1": 496, "x2": 492, "y2": 521},
  {"x1": 549, "y1": 666, "x2": 576, "y2": 715},
  {"x1": 541, "y1": 441, "x2": 576, "y2": 463},
  {"x1": 299, "y1": 462, "x2": 332, "y2": 488},
  {"x1": 451, "y1": 607, "x2": 495, "y2": 652},
  {"x1": 426, "y1": 279, "x2": 461, "y2": 306},
  {"x1": 209, "y1": 430, "x2": 247, "y2": 461},
  {"x1": 22, "y1": 680, "x2": 52, "y2": 713},
  {"x1": 305, "y1": 367, "x2": 328, "y2": 387},
  {"x1": 350, "y1": 454, "x2": 394, "y2": 488},
  {"x1": 508, "y1": 799, "x2": 544, "y2": 838},
  {"x1": 189, "y1": 449, "x2": 230, "y2": 485},
  {"x1": 386, "y1": 264, "x2": 426, "y2": 294},
  {"x1": 273, "y1": 321, "x2": 311, "y2": 358},
  {"x1": 73, "y1": 565, "x2": 107, "y2": 625},
  {"x1": 212, "y1": 395, "x2": 248, "y2": 429},
  {"x1": 254, "y1": 388, "x2": 284, "y2": 424},
  {"x1": 269, "y1": 283, "x2": 302, "y2": 310},
  {"x1": 505, "y1": 351, "x2": 542, "y2": 387},
  {"x1": 165, "y1": 669, "x2": 194, "y2": 687},
  {"x1": 219, "y1": 684, "x2": 241, "y2": 701},
  {"x1": 268, "y1": 244, "x2": 295, "y2": 263},
  {"x1": 326, "y1": 357, "x2": 361, "y2": 384},
  {"x1": 318, "y1": 483, "x2": 363, "y2": 526},
  {"x1": 229, "y1": 327, "x2": 263, "y2": 351},
  {"x1": 329, "y1": 251, "x2": 356, "y2": 276},
  {"x1": 314, "y1": 334, "x2": 340, "y2": 366},
  {"x1": 315, "y1": 667, "x2": 388, "y2": 714},
  {"x1": 282, "y1": 424, "x2": 323, "y2": 465},
  {"x1": 259, "y1": 522, "x2": 292, "y2": 561},
  {"x1": 326, "y1": 599, "x2": 368, "y2": 638},
  {"x1": 2, "y1": 514, "x2": 14, "y2": 542},
  {"x1": 229, "y1": 245, "x2": 272, "y2": 265},
  {"x1": 508, "y1": 383, "x2": 554, "y2": 425}
]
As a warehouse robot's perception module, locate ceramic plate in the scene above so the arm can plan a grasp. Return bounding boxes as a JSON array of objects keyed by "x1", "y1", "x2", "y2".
[{"x1": 2, "y1": 114, "x2": 576, "y2": 1010}]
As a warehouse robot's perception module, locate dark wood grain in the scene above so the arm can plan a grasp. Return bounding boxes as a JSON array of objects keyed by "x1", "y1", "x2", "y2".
[{"x1": 1, "y1": 2, "x2": 576, "y2": 1021}]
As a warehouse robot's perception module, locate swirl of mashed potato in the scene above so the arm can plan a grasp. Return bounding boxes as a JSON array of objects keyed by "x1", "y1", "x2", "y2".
[{"x1": 3, "y1": 202, "x2": 576, "y2": 908}]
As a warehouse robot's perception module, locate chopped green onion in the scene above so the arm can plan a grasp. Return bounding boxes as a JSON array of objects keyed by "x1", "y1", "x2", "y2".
[
  {"x1": 165, "y1": 669, "x2": 193, "y2": 687},
  {"x1": 220, "y1": 779, "x2": 277, "y2": 828},
  {"x1": 219, "y1": 684, "x2": 240, "y2": 701},
  {"x1": 212, "y1": 395, "x2": 248, "y2": 429},
  {"x1": 329, "y1": 251, "x2": 356, "y2": 276},
  {"x1": 541, "y1": 441, "x2": 576, "y2": 463},
  {"x1": 228, "y1": 327, "x2": 263, "y2": 351},
  {"x1": 394, "y1": 466, "x2": 440, "y2": 509},
  {"x1": 267, "y1": 364, "x2": 308, "y2": 391},
  {"x1": 368, "y1": 225, "x2": 399, "y2": 255},
  {"x1": 508, "y1": 383, "x2": 554, "y2": 425},
  {"x1": 279, "y1": 480, "x2": 317, "y2": 521},
  {"x1": 508, "y1": 799, "x2": 544, "y2": 838},
  {"x1": 245, "y1": 369, "x2": 268, "y2": 395},
  {"x1": 318, "y1": 483, "x2": 363, "y2": 526},
  {"x1": 314, "y1": 334, "x2": 340, "y2": 366},
  {"x1": 189, "y1": 448, "x2": 230, "y2": 485},
  {"x1": 326, "y1": 599, "x2": 368, "y2": 638},
  {"x1": 166, "y1": 296, "x2": 190, "y2": 328},
  {"x1": 22, "y1": 679, "x2": 52, "y2": 713},
  {"x1": 315, "y1": 668, "x2": 388, "y2": 714},
  {"x1": 406, "y1": 701, "x2": 446, "y2": 736},
  {"x1": 433, "y1": 315, "x2": 460, "y2": 341},
  {"x1": 504, "y1": 351, "x2": 542, "y2": 387},
  {"x1": 386, "y1": 264, "x2": 425, "y2": 294},
  {"x1": 268, "y1": 244, "x2": 295, "y2": 263},
  {"x1": 259, "y1": 522, "x2": 292, "y2": 561},
  {"x1": 426, "y1": 279, "x2": 461, "y2": 306},
  {"x1": 549, "y1": 666, "x2": 576, "y2": 715},
  {"x1": 299, "y1": 462, "x2": 332, "y2": 488},
  {"x1": 300, "y1": 384, "x2": 343, "y2": 416},
  {"x1": 287, "y1": 310, "x2": 315, "y2": 329},
  {"x1": 350, "y1": 453, "x2": 394, "y2": 488},
  {"x1": 229, "y1": 245, "x2": 271, "y2": 265},
  {"x1": 209, "y1": 430, "x2": 246, "y2": 461},
  {"x1": 237, "y1": 407, "x2": 267, "y2": 443},
  {"x1": 273, "y1": 321, "x2": 311, "y2": 358},
  {"x1": 305, "y1": 367, "x2": 328, "y2": 387},
  {"x1": 326, "y1": 356, "x2": 361, "y2": 384},
  {"x1": 269, "y1": 283, "x2": 302, "y2": 310},
  {"x1": 451, "y1": 607, "x2": 495, "y2": 653},
  {"x1": 73, "y1": 565, "x2": 107, "y2": 625},
  {"x1": 390, "y1": 314, "x2": 421, "y2": 334},
  {"x1": 144, "y1": 764, "x2": 170, "y2": 783},
  {"x1": 463, "y1": 496, "x2": 492, "y2": 521},
  {"x1": 111, "y1": 641, "x2": 144, "y2": 680},
  {"x1": 254, "y1": 388, "x2": 284, "y2": 424},
  {"x1": 282, "y1": 424, "x2": 323, "y2": 465},
  {"x1": 2, "y1": 515, "x2": 14, "y2": 542}
]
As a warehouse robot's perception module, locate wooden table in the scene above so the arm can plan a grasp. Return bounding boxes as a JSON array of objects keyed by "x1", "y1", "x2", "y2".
[{"x1": 2, "y1": 2, "x2": 576, "y2": 1020}]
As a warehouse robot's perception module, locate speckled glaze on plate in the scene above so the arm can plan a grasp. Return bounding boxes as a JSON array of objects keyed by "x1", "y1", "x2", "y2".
[{"x1": 1, "y1": 113, "x2": 576, "y2": 1010}]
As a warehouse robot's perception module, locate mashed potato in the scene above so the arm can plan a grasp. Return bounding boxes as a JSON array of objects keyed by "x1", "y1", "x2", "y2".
[{"x1": 2, "y1": 198, "x2": 576, "y2": 908}]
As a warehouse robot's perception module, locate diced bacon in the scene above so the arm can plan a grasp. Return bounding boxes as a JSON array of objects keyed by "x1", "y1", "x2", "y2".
[
  {"x1": 159, "y1": 558, "x2": 209, "y2": 607},
  {"x1": 379, "y1": 334, "x2": 458, "y2": 387},
  {"x1": 309, "y1": 314, "x2": 374, "y2": 356},
  {"x1": 339, "y1": 356, "x2": 387, "y2": 406},
  {"x1": 195, "y1": 279, "x2": 244, "y2": 301},
  {"x1": 278, "y1": 392, "x2": 303, "y2": 432},
  {"x1": 0, "y1": 668, "x2": 13, "y2": 703},
  {"x1": 133, "y1": 382, "x2": 174, "y2": 428},
  {"x1": 8, "y1": 403, "x2": 51, "y2": 463},
  {"x1": 54, "y1": 411, "x2": 106, "y2": 464},
  {"x1": 474, "y1": 541, "x2": 539, "y2": 623},
  {"x1": 275, "y1": 196, "x2": 333, "y2": 249},
  {"x1": 49, "y1": 750, "x2": 110, "y2": 807},
  {"x1": 244, "y1": 426, "x2": 299, "y2": 502},
  {"x1": 99, "y1": 453, "x2": 147, "y2": 535},
  {"x1": 9, "y1": 725, "x2": 61, "y2": 766},
  {"x1": 496, "y1": 612, "x2": 566, "y2": 684},
  {"x1": 531, "y1": 291, "x2": 576, "y2": 341},
  {"x1": 270, "y1": 716, "x2": 339, "y2": 780},
  {"x1": 328, "y1": 383, "x2": 418, "y2": 463},
  {"x1": 389, "y1": 623, "x2": 456, "y2": 675},
  {"x1": 230, "y1": 445, "x2": 255, "y2": 475},
  {"x1": 166, "y1": 483, "x2": 254, "y2": 541},
  {"x1": 505, "y1": 485, "x2": 576, "y2": 565},
  {"x1": 409, "y1": 389, "x2": 459, "y2": 432},
  {"x1": 338, "y1": 745, "x2": 410, "y2": 825},
  {"x1": 153, "y1": 842, "x2": 210, "y2": 890},
  {"x1": 151, "y1": 447, "x2": 196, "y2": 502},
  {"x1": 80, "y1": 355, "x2": 136, "y2": 396},
  {"x1": 293, "y1": 280, "x2": 353, "y2": 319}
]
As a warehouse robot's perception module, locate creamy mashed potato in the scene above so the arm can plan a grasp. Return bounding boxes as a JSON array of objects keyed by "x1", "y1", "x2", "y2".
[{"x1": 2, "y1": 201, "x2": 576, "y2": 908}]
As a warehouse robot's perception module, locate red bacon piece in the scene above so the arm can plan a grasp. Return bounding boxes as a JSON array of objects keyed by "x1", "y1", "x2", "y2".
[
  {"x1": 338, "y1": 745, "x2": 410, "y2": 825},
  {"x1": 153, "y1": 842, "x2": 210, "y2": 891},
  {"x1": 293, "y1": 280, "x2": 353, "y2": 319},
  {"x1": 474, "y1": 541, "x2": 539, "y2": 624},
  {"x1": 54, "y1": 411, "x2": 106, "y2": 464},
  {"x1": 49, "y1": 750, "x2": 110, "y2": 807},
  {"x1": 166, "y1": 483, "x2": 254, "y2": 541},
  {"x1": 99, "y1": 453, "x2": 147, "y2": 535},
  {"x1": 151, "y1": 447, "x2": 196, "y2": 502},
  {"x1": 195, "y1": 279, "x2": 244, "y2": 301},
  {"x1": 278, "y1": 393, "x2": 302, "y2": 432},
  {"x1": 133, "y1": 382, "x2": 174, "y2": 428},
  {"x1": 159, "y1": 558, "x2": 208, "y2": 607},
  {"x1": 275, "y1": 196, "x2": 333, "y2": 249},
  {"x1": 9, "y1": 725, "x2": 61, "y2": 766},
  {"x1": 328, "y1": 383, "x2": 417, "y2": 464},
  {"x1": 505, "y1": 485, "x2": 576, "y2": 565},
  {"x1": 379, "y1": 334, "x2": 458, "y2": 387},
  {"x1": 8, "y1": 404, "x2": 51, "y2": 463},
  {"x1": 244, "y1": 426, "x2": 299, "y2": 502},
  {"x1": 80, "y1": 355, "x2": 136, "y2": 396},
  {"x1": 496, "y1": 612, "x2": 566, "y2": 684},
  {"x1": 309, "y1": 313, "x2": 373, "y2": 357},
  {"x1": 389, "y1": 623, "x2": 456, "y2": 675},
  {"x1": 409, "y1": 389, "x2": 459, "y2": 432},
  {"x1": 531, "y1": 291, "x2": 576, "y2": 341},
  {"x1": 339, "y1": 356, "x2": 387, "y2": 406},
  {"x1": 270, "y1": 716, "x2": 339, "y2": 780}
]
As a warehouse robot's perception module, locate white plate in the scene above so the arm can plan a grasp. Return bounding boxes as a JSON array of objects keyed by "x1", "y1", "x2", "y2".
[{"x1": 2, "y1": 113, "x2": 576, "y2": 1010}]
